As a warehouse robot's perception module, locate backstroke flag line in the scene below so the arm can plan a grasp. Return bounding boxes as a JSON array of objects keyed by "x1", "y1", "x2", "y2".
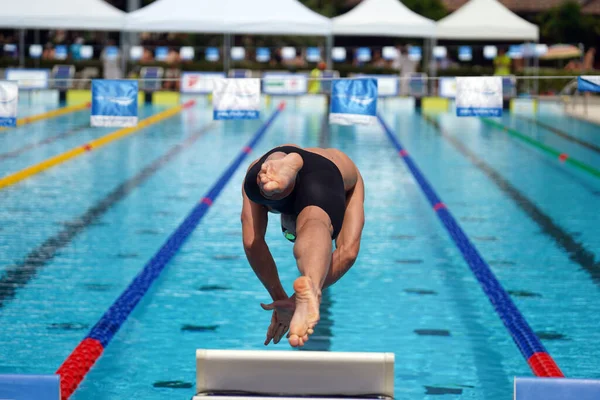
[
  {"x1": 91, "y1": 79, "x2": 138, "y2": 127},
  {"x1": 212, "y1": 78, "x2": 260, "y2": 120},
  {"x1": 329, "y1": 78, "x2": 378, "y2": 125},
  {"x1": 0, "y1": 81, "x2": 18, "y2": 127},
  {"x1": 456, "y1": 76, "x2": 503, "y2": 117}
]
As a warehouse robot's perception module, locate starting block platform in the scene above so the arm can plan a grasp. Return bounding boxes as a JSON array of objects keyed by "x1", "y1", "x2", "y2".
[
  {"x1": 193, "y1": 350, "x2": 395, "y2": 400},
  {"x1": 515, "y1": 377, "x2": 600, "y2": 400}
]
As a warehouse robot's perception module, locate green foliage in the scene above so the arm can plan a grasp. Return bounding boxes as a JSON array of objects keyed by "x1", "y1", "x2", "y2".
[
  {"x1": 537, "y1": 1, "x2": 600, "y2": 48},
  {"x1": 401, "y1": 0, "x2": 448, "y2": 21}
]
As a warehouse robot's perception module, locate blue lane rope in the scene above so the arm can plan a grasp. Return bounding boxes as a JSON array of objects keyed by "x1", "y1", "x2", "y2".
[
  {"x1": 87, "y1": 106, "x2": 283, "y2": 347},
  {"x1": 377, "y1": 114, "x2": 563, "y2": 377}
]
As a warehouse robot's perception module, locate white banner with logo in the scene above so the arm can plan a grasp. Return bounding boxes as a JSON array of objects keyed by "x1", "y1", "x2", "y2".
[
  {"x1": 4, "y1": 69, "x2": 49, "y2": 90},
  {"x1": 262, "y1": 73, "x2": 308, "y2": 95},
  {"x1": 355, "y1": 75, "x2": 398, "y2": 97},
  {"x1": 0, "y1": 81, "x2": 18, "y2": 127},
  {"x1": 212, "y1": 78, "x2": 260, "y2": 120},
  {"x1": 180, "y1": 72, "x2": 226, "y2": 94},
  {"x1": 91, "y1": 80, "x2": 138, "y2": 127},
  {"x1": 456, "y1": 77, "x2": 503, "y2": 117}
]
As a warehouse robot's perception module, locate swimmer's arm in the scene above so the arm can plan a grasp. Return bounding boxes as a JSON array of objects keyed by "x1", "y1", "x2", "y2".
[
  {"x1": 323, "y1": 169, "x2": 365, "y2": 289},
  {"x1": 241, "y1": 187, "x2": 288, "y2": 301}
]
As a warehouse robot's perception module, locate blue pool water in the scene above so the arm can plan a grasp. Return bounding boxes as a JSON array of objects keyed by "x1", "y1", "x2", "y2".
[{"x1": 0, "y1": 100, "x2": 599, "y2": 400}]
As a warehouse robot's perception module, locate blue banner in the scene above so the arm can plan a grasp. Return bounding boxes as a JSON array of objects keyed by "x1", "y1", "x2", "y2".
[
  {"x1": 155, "y1": 46, "x2": 169, "y2": 61},
  {"x1": 515, "y1": 377, "x2": 600, "y2": 400},
  {"x1": 329, "y1": 78, "x2": 377, "y2": 125},
  {"x1": 306, "y1": 47, "x2": 321, "y2": 62},
  {"x1": 91, "y1": 80, "x2": 138, "y2": 127},
  {"x1": 205, "y1": 47, "x2": 219, "y2": 62},
  {"x1": 0, "y1": 81, "x2": 18, "y2": 127},
  {"x1": 256, "y1": 47, "x2": 270, "y2": 62},
  {"x1": 458, "y1": 46, "x2": 472, "y2": 61},
  {"x1": 578, "y1": 76, "x2": 600, "y2": 92}
]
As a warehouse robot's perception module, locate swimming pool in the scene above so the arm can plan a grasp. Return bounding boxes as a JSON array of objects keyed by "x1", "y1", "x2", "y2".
[{"x1": 0, "y1": 99, "x2": 599, "y2": 399}]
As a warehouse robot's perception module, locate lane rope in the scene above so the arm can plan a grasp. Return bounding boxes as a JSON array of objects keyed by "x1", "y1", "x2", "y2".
[
  {"x1": 0, "y1": 102, "x2": 91, "y2": 131},
  {"x1": 517, "y1": 116, "x2": 600, "y2": 155},
  {"x1": 481, "y1": 118, "x2": 600, "y2": 179},
  {"x1": 378, "y1": 113, "x2": 564, "y2": 378},
  {"x1": 56, "y1": 102, "x2": 285, "y2": 399},
  {"x1": 0, "y1": 101, "x2": 196, "y2": 190}
]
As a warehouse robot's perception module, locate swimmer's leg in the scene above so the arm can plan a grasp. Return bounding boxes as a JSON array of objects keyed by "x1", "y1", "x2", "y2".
[
  {"x1": 288, "y1": 206, "x2": 333, "y2": 347},
  {"x1": 258, "y1": 152, "x2": 303, "y2": 198}
]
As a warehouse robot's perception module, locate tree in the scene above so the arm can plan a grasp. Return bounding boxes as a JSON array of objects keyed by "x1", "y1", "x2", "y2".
[
  {"x1": 538, "y1": 1, "x2": 600, "y2": 49},
  {"x1": 401, "y1": 0, "x2": 447, "y2": 21}
]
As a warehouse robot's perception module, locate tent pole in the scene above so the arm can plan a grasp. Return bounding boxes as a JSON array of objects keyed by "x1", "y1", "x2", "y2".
[
  {"x1": 427, "y1": 37, "x2": 437, "y2": 96},
  {"x1": 34, "y1": 30, "x2": 40, "y2": 68},
  {"x1": 19, "y1": 29, "x2": 25, "y2": 68},
  {"x1": 326, "y1": 34, "x2": 333, "y2": 70},
  {"x1": 223, "y1": 33, "x2": 231, "y2": 74},
  {"x1": 534, "y1": 41, "x2": 539, "y2": 98}
]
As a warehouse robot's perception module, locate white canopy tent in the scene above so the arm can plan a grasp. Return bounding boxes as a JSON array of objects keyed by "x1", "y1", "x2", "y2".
[
  {"x1": 436, "y1": 0, "x2": 539, "y2": 41},
  {"x1": 0, "y1": 0, "x2": 126, "y2": 30},
  {"x1": 124, "y1": 0, "x2": 331, "y2": 36},
  {"x1": 331, "y1": 0, "x2": 436, "y2": 38}
]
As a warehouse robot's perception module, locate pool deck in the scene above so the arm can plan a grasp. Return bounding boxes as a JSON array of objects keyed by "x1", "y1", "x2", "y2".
[{"x1": 563, "y1": 96, "x2": 600, "y2": 126}]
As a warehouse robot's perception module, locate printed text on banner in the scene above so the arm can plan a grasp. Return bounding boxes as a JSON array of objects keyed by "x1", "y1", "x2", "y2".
[
  {"x1": 329, "y1": 78, "x2": 378, "y2": 126},
  {"x1": 91, "y1": 80, "x2": 138, "y2": 127},
  {"x1": 456, "y1": 77, "x2": 503, "y2": 117},
  {"x1": 0, "y1": 81, "x2": 18, "y2": 127},
  {"x1": 212, "y1": 78, "x2": 260, "y2": 120}
]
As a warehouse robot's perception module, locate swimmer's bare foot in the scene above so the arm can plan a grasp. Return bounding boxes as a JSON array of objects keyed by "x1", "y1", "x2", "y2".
[
  {"x1": 258, "y1": 153, "x2": 303, "y2": 198},
  {"x1": 288, "y1": 276, "x2": 320, "y2": 347}
]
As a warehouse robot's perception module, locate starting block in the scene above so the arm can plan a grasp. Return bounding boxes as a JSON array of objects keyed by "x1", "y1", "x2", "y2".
[
  {"x1": 515, "y1": 377, "x2": 600, "y2": 400},
  {"x1": 0, "y1": 374, "x2": 59, "y2": 400},
  {"x1": 193, "y1": 350, "x2": 394, "y2": 400}
]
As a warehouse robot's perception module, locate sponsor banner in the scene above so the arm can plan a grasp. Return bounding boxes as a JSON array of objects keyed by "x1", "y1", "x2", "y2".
[
  {"x1": 91, "y1": 79, "x2": 138, "y2": 127},
  {"x1": 439, "y1": 77, "x2": 457, "y2": 98},
  {"x1": 456, "y1": 77, "x2": 503, "y2": 117},
  {"x1": 355, "y1": 75, "x2": 398, "y2": 97},
  {"x1": 4, "y1": 69, "x2": 50, "y2": 90},
  {"x1": 262, "y1": 73, "x2": 308, "y2": 95},
  {"x1": 180, "y1": 72, "x2": 226, "y2": 94},
  {"x1": 329, "y1": 78, "x2": 378, "y2": 126},
  {"x1": 0, "y1": 81, "x2": 18, "y2": 127},
  {"x1": 212, "y1": 78, "x2": 260, "y2": 120},
  {"x1": 578, "y1": 76, "x2": 600, "y2": 92}
]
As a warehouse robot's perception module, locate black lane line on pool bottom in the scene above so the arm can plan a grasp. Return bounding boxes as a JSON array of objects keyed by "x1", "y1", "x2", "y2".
[
  {"x1": 0, "y1": 122, "x2": 215, "y2": 310},
  {"x1": 518, "y1": 116, "x2": 600, "y2": 154},
  {"x1": 423, "y1": 116, "x2": 600, "y2": 286},
  {"x1": 0, "y1": 123, "x2": 90, "y2": 161}
]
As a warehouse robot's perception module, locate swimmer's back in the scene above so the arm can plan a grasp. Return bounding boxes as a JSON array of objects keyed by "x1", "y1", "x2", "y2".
[{"x1": 277, "y1": 144, "x2": 359, "y2": 192}]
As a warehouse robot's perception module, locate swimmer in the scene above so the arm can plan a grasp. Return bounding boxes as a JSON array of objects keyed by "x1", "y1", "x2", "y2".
[{"x1": 241, "y1": 144, "x2": 365, "y2": 347}]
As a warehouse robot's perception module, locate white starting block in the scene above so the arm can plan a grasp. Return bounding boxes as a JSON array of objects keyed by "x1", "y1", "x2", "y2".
[
  {"x1": 514, "y1": 377, "x2": 600, "y2": 400},
  {"x1": 193, "y1": 350, "x2": 394, "y2": 400}
]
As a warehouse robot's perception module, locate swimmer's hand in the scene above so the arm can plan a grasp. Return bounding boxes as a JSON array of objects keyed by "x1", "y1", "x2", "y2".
[{"x1": 261, "y1": 296, "x2": 296, "y2": 345}]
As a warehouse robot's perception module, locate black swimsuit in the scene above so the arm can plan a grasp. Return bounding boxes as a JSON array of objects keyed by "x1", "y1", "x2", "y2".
[{"x1": 244, "y1": 146, "x2": 347, "y2": 240}]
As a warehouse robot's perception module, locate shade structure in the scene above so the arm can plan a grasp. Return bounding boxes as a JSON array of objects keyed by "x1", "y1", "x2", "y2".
[
  {"x1": 332, "y1": 0, "x2": 436, "y2": 38},
  {"x1": 0, "y1": 0, "x2": 126, "y2": 30},
  {"x1": 436, "y1": 0, "x2": 539, "y2": 41},
  {"x1": 124, "y1": 0, "x2": 331, "y2": 35}
]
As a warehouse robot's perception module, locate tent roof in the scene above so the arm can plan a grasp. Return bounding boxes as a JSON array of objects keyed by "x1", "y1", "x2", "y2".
[
  {"x1": 124, "y1": 0, "x2": 331, "y2": 35},
  {"x1": 332, "y1": 0, "x2": 436, "y2": 38},
  {"x1": 0, "y1": 0, "x2": 126, "y2": 30},
  {"x1": 436, "y1": 0, "x2": 539, "y2": 41}
]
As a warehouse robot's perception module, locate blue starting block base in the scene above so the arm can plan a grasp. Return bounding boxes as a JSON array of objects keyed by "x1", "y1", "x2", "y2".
[
  {"x1": 515, "y1": 377, "x2": 600, "y2": 400},
  {"x1": 0, "y1": 374, "x2": 60, "y2": 400}
]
